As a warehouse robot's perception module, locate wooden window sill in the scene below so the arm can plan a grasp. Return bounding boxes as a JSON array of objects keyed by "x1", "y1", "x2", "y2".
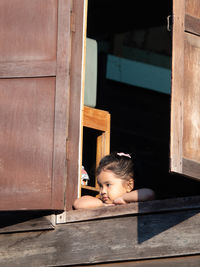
[{"x1": 64, "y1": 195, "x2": 200, "y2": 223}]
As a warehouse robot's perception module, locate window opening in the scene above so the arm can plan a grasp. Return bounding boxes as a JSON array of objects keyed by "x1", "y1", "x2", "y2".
[{"x1": 81, "y1": 0, "x2": 200, "y2": 202}]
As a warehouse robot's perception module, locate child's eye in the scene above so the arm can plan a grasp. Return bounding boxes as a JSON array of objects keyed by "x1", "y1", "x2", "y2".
[{"x1": 106, "y1": 183, "x2": 111, "y2": 187}]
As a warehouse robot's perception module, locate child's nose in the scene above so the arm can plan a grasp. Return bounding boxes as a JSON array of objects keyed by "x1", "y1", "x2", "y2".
[{"x1": 101, "y1": 186, "x2": 106, "y2": 194}]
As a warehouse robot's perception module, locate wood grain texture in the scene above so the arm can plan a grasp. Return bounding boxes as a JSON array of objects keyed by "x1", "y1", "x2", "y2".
[
  {"x1": 170, "y1": 0, "x2": 184, "y2": 174},
  {"x1": 51, "y1": 0, "x2": 72, "y2": 209},
  {"x1": 185, "y1": 0, "x2": 200, "y2": 18},
  {"x1": 65, "y1": 0, "x2": 87, "y2": 210},
  {"x1": 0, "y1": 78, "x2": 55, "y2": 210},
  {"x1": 0, "y1": 213, "x2": 54, "y2": 234},
  {"x1": 183, "y1": 158, "x2": 200, "y2": 180},
  {"x1": 82, "y1": 106, "x2": 111, "y2": 191},
  {"x1": 181, "y1": 20, "x2": 200, "y2": 180},
  {"x1": 171, "y1": 0, "x2": 200, "y2": 180},
  {"x1": 83, "y1": 106, "x2": 111, "y2": 131},
  {"x1": 0, "y1": 0, "x2": 57, "y2": 63},
  {"x1": 0, "y1": 0, "x2": 73, "y2": 210},
  {"x1": 76, "y1": 255, "x2": 200, "y2": 267},
  {"x1": 183, "y1": 33, "x2": 200, "y2": 166},
  {"x1": 65, "y1": 195, "x2": 200, "y2": 223},
  {"x1": 185, "y1": 14, "x2": 200, "y2": 36},
  {"x1": 0, "y1": 207, "x2": 199, "y2": 266},
  {"x1": 0, "y1": 61, "x2": 56, "y2": 78}
]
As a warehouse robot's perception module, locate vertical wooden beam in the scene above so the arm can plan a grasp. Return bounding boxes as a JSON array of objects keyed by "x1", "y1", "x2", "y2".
[
  {"x1": 65, "y1": 0, "x2": 88, "y2": 210},
  {"x1": 170, "y1": 0, "x2": 185, "y2": 173},
  {"x1": 52, "y1": 0, "x2": 72, "y2": 209}
]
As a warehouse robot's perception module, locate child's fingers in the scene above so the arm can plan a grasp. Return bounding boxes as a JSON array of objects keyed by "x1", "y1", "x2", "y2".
[{"x1": 113, "y1": 197, "x2": 126, "y2": 205}]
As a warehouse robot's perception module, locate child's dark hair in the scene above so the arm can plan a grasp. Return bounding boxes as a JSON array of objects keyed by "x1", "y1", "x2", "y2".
[{"x1": 96, "y1": 152, "x2": 134, "y2": 181}]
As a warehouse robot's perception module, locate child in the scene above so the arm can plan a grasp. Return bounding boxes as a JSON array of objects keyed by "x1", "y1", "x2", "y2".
[{"x1": 73, "y1": 152, "x2": 155, "y2": 209}]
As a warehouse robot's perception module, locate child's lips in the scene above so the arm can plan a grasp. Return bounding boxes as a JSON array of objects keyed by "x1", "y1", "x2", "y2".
[{"x1": 102, "y1": 196, "x2": 109, "y2": 202}]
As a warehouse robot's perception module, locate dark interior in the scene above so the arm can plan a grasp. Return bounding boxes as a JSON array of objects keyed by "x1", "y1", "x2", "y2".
[{"x1": 82, "y1": 0, "x2": 200, "y2": 199}]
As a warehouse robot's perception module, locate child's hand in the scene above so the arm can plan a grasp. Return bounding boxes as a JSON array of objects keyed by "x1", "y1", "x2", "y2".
[{"x1": 113, "y1": 196, "x2": 127, "y2": 205}]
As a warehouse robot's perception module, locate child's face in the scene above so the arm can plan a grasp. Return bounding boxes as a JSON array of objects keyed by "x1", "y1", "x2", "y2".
[{"x1": 97, "y1": 170, "x2": 132, "y2": 204}]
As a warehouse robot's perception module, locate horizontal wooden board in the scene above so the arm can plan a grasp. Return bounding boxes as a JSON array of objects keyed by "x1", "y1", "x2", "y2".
[
  {"x1": 185, "y1": 14, "x2": 200, "y2": 36},
  {"x1": 183, "y1": 158, "x2": 200, "y2": 180},
  {"x1": 0, "y1": 61, "x2": 56, "y2": 78},
  {"x1": 76, "y1": 254, "x2": 200, "y2": 267},
  {"x1": 83, "y1": 106, "x2": 110, "y2": 131},
  {"x1": 65, "y1": 196, "x2": 200, "y2": 223},
  {"x1": 0, "y1": 207, "x2": 200, "y2": 266}
]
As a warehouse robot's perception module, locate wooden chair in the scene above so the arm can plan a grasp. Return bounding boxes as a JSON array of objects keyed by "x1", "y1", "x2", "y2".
[{"x1": 81, "y1": 105, "x2": 110, "y2": 193}]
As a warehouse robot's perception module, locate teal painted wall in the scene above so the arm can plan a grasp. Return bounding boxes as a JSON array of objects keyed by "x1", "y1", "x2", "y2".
[{"x1": 106, "y1": 54, "x2": 171, "y2": 95}]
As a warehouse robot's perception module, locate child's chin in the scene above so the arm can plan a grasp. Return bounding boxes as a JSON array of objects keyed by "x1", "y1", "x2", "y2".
[{"x1": 103, "y1": 199, "x2": 113, "y2": 204}]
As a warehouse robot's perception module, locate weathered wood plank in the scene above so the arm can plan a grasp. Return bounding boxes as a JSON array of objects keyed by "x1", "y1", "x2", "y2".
[
  {"x1": 51, "y1": 0, "x2": 71, "y2": 210},
  {"x1": 183, "y1": 158, "x2": 200, "y2": 181},
  {"x1": 185, "y1": 14, "x2": 200, "y2": 36},
  {"x1": 64, "y1": 196, "x2": 200, "y2": 223},
  {"x1": 83, "y1": 106, "x2": 111, "y2": 132},
  {"x1": 171, "y1": 0, "x2": 200, "y2": 180},
  {"x1": 0, "y1": 215, "x2": 54, "y2": 234},
  {"x1": 65, "y1": 0, "x2": 88, "y2": 210},
  {"x1": 76, "y1": 254, "x2": 200, "y2": 267},
  {"x1": 170, "y1": 0, "x2": 184, "y2": 174},
  {"x1": 0, "y1": 61, "x2": 56, "y2": 78},
  {"x1": 0, "y1": 208, "x2": 199, "y2": 266},
  {"x1": 0, "y1": 0, "x2": 70, "y2": 211}
]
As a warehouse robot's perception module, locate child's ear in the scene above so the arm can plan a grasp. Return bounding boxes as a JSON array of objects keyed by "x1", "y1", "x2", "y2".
[{"x1": 126, "y1": 178, "x2": 134, "y2": 192}]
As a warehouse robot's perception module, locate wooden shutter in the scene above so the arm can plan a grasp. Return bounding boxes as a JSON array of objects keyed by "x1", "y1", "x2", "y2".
[
  {"x1": 171, "y1": 0, "x2": 200, "y2": 180},
  {"x1": 0, "y1": 0, "x2": 83, "y2": 210}
]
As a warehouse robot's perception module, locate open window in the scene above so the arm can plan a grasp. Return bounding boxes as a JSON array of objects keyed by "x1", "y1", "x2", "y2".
[
  {"x1": 0, "y1": 0, "x2": 200, "y2": 217},
  {"x1": 80, "y1": 0, "x2": 200, "y2": 204}
]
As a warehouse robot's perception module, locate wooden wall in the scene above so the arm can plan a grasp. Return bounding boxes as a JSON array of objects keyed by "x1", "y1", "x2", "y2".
[{"x1": 0, "y1": 196, "x2": 200, "y2": 266}]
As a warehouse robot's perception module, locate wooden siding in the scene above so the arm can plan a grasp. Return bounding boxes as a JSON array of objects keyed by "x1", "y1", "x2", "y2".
[{"x1": 0, "y1": 196, "x2": 200, "y2": 266}]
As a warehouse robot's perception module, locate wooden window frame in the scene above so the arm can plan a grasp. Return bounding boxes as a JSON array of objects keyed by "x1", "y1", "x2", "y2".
[{"x1": 56, "y1": 194, "x2": 200, "y2": 224}]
